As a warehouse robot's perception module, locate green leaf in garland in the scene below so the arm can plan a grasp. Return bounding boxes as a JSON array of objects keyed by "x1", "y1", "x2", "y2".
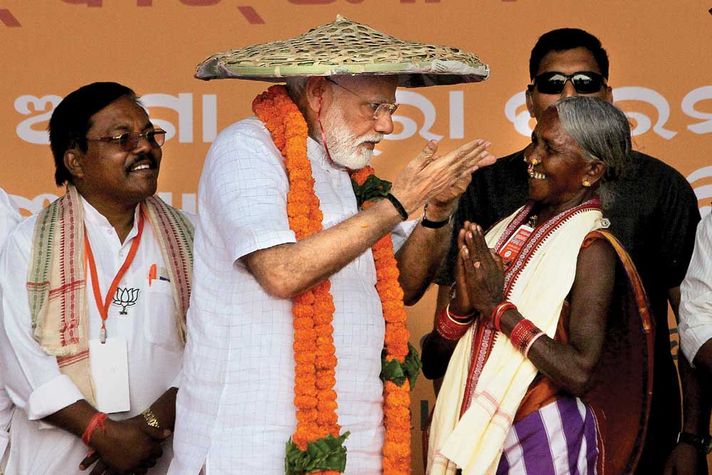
[
  {"x1": 351, "y1": 174, "x2": 392, "y2": 208},
  {"x1": 285, "y1": 432, "x2": 351, "y2": 474},
  {"x1": 380, "y1": 342, "x2": 421, "y2": 388}
]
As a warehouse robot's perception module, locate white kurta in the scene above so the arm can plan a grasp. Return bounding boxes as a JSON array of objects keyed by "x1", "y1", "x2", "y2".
[
  {"x1": 0, "y1": 187, "x2": 21, "y2": 465},
  {"x1": 679, "y1": 212, "x2": 712, "y2": 364},
  {"x1": 0, "y1": 188, "x2": 20, "y2": 250},
  {"x1": 0, "y1": 197, "x2": 185, "y2": 474},
  {"x1": 170, "y1": 118, "x2": 412, "y2": 475}
]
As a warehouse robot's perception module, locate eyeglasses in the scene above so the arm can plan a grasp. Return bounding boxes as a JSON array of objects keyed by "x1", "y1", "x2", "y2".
[
  {"x1": 325, "y1": 77, "x2": 399, "y2": 120},
  {"x1": 528, "y1": 71, "x2": 606, "y2": 95},
  {"x1": 86, "y1": 129, "x2": 167, "y2": 152}
]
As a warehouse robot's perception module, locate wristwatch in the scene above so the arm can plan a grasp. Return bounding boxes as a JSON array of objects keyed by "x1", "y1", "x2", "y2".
[
  {"x1": 676, "y1": 431, "x2": 712, "y2": 454},
  {"x1": 421, "y1": 204, "x2": 451, "y2": 229}
]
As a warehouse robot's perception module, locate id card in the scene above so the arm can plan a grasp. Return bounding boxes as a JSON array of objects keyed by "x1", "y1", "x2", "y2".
[
  {"x1": 89, "y1": 337, "x2": 130, "y2": 413},
  {"x1": 498, "y1": 224, "x2": 534, "y2": 267}
]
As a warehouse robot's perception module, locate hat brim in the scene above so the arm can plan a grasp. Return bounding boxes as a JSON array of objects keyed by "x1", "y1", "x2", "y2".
[{"x1": 195, "y1": 16, "x2": 489, "y2": 87}]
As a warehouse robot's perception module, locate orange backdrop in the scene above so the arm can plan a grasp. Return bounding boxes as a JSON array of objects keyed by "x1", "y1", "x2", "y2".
[{"x1": 2, "y1": 1, "x2": 711, "y2": 473}]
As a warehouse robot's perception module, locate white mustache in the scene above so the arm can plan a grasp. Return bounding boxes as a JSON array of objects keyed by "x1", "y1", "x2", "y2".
[{"x1": 359, "y1": 134, "x2": 383, "y2": 145}]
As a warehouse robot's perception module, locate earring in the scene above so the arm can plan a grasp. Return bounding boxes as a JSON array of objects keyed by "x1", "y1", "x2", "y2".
[{"x1": 582, "y1": 179, "x2": 591, "y2": 187}]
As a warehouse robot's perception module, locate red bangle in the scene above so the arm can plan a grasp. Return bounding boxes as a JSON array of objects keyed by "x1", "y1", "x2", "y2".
[
  {"x1": 491, "y1": 302, "x2": 516, "y2": 332},
  {"x1": 436, "y1": 305, "x2": 475, "y2": 341},
  {"x1": 509, "y1": 319, "x2": 542, "y2": 353},
  {"x1": 81, "y1": 412, "x2": 108, "y2": 446}
]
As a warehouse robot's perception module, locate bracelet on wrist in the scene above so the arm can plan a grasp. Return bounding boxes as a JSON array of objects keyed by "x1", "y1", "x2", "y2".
[
  {"x1": 509, "y1": 318, "x2": 543, "y2": 354},
  {"x1": 676, "y1": 431, "x2": 712, "y2": 454},
  {"x1": 421, "y1": 204, "x2": 450, "y2": 229},
  {"x1": 491, "y1": 301, "x2": 516, "y2": 332},
  {"x1": 523, "y1": 331, "x2": 546, "y2": 358},
  {"x1": 142, "y1": 408, "x2": 161, "y2": 429},
  {"x1": 81, "y1": 412, "x2": 108, "y2": 446},
  {"x1": 436, "y1": 305, "x2": 475, "y2": 340},
  {"x1": 385, "y1": 193, "x2": 408, "y2": 221},
  {"x1": 447, "y1": 303, "x2": 475, "y2": 321}
]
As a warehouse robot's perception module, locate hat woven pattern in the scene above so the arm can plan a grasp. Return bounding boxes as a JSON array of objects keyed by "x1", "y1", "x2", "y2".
[{"x1": 196, "y1": 16, "x2": 489, "y2": 87}]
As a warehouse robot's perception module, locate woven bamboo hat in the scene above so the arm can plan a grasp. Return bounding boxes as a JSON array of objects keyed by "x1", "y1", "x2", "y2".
[{"x1": 195, "y1": 15, "x2": 489, "y2": 87}]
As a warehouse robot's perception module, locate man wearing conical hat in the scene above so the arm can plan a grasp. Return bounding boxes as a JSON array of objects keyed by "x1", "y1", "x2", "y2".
[{"x1": 169, "y1": 16, "x2": 493, "y2": 474}]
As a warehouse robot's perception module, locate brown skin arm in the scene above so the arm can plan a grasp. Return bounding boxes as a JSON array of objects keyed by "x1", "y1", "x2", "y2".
[
  {"x1": 246, "y1": 140, "x2": 494, "y2": 300},
  {"x1": 420, "y1": 284, "x2": 459, "y2": 389},
  {"x1": 395, "y1": 212, "x2": 454, "y2": 307},
  {"x1": 43, "y1": 388, "x2": 175, "y2": 474},
  {"x1": 420, "y1": 227, "x2": 476, "y2": 387},
  {"x1": 664, "y1": 288, "x2": 710, "y2": 475},
  {"x1": 693, "y1": 339, "x2": 712, "y2": 375},
  {"x1": 461, "y1": 222, "x2": 615, "y2": 396},
  {"x1": 396, "y1": 143, "x2": 495, "y2": 305},
  {"x1": 245, "y1": 198, "x2": 403, "y2": 299}
]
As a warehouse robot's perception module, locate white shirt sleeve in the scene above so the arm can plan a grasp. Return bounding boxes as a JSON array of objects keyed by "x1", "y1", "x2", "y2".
[
  {"x1": 679, "y1": 212, "x2": 712, "y2": 364},
  {"x1": 391, "y1": 219, "x2": 418, "y2": 252},
  {"x1": 0, "y1": 223, "x2": 84, "y2": 421},
  {"x1": 200, "y1": 120, "x2": 296, "y2": 263},
  {"x1": 0, "y1": 189, "x2": 20, "y2": 457},
  {"x1": 0, "y1": 188, "x2": 20, "y2": 250}
]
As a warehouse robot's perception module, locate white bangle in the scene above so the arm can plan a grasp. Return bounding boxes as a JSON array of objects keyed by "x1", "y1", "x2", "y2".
[
  {"x1": 446, "y1": 304, "x2": 475, "y2": 323},
  {"x1": 523, "y1": 332, "x2": 546, "y2": 359}
]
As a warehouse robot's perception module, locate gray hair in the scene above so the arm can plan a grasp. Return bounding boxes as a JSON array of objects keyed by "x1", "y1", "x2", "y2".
[
  {"x1": 554, "y1": 96, "x2": 632, "y2": 208},
  {"x1": 285, "y1": 77, "x2": 309, "y2": 98}
]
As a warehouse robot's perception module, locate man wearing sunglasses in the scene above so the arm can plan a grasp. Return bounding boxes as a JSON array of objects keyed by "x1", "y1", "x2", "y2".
[
  {"x1": 0, "y1": 82, "x2": 194, "y2": 474},
  {"x1": 423, "y1": 28, "x2": 704, "y2": 474}
]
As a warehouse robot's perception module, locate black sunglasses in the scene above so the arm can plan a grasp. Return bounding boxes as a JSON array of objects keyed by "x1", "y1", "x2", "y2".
[{"x1": 528, "y1": 71, "x2": 606, "y2": 95}]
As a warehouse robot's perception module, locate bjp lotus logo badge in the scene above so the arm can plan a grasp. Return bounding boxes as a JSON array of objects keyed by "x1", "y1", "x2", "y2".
[{"x1": 113, "y1": 287, "x2": 140, "y2": 315}]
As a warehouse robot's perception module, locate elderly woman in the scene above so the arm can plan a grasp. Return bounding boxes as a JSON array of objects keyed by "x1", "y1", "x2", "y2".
[{"x1": 425, "y1": 96, "x2": 652, "y2": 474}]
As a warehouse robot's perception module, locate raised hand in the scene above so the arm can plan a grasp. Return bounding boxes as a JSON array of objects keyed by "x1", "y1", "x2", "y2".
[
  {"x1": 451, "y1": 227, "x2": 473, "y2": 315},
  {"x1": 459, "y1": 221, "x2": 504, "y2": 319},
  {"x1": 390, "y1": 139, "x2": 495, "y2": 216}
]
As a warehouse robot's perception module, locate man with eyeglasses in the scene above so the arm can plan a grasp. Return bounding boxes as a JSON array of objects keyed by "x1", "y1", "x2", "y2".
[
  {"x1": 422, "y1": 28, "x2": 703, "y2": 474},
  {"x1": 169, "y1": 16, "x2": 495, "y2": 475},
  {"x1": 0, "y1": 82, "x2": 194, "y2": 474}
]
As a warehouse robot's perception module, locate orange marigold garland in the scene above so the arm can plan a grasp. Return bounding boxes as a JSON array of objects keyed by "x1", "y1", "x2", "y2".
[
  {"x1": 254, "y1": 85, "x2": 345, "y2": 475},
  {"x1": 253, "y1": 85, "x2": 419, "y2": 475},
  {"x1": 351, "y1": 167, "x2": 420, "y2": 475}
]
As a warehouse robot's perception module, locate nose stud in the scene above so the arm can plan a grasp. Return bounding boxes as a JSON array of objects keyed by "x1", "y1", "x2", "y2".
[{"x1": 523, "y1": 153, "x2": 541, "y2": 166}]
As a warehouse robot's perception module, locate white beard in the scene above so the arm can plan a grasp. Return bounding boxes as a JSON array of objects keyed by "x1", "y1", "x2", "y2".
[{"x1": 322, "y1": 105, "x2": 383, "y2": 170}]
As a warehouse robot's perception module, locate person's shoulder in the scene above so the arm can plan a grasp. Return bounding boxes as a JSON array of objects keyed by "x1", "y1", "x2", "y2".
[
  {"x1": 213, "y1": 117, "x2": 269, "y2": 144},
  {"x1": 148, "y1": 197, "x2": 196, "y2": 226},
  {"x1": 620, "y1": 151, "x2": 697, "y2": 209},
  {"x1": 698, "y1": 211, "x2": 712, "y2": 234},
  {"x1": 1, "y1": 212, "x2": 38, "y2": 256},
  {"x1": 631, "y1": 151, "x2": 691, "y2": 185},
  {"x1": 208, "y1": 117, "x2": 278, "y2": 161},
  {"x1": 0, "y1": 188, "x2": 17, "y2": 211}
]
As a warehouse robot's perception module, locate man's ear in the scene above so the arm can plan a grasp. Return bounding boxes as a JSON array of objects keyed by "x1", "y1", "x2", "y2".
[
  {"x1": 63, "y1": 147, "x2": 84, "y2": 180},
  {"x1": 603, "y1": 84, "x2": 613, "y2": 104},
  {"x1": 525, "y1": 87, "x2": 536, "y2": 118},
  {"x1": 305, "y1": 77, "x2": 328, "y2": 114}
]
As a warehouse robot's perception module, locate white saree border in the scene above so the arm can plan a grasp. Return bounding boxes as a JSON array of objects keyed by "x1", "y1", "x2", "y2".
[{"x1": 427, "y1": 206, "x2": 604, "y2": 475}]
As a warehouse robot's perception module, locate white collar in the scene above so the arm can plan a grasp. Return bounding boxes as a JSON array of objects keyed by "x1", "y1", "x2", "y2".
[{"x1": 80, "y1": 194, "x2": 141, "y2": 243}]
